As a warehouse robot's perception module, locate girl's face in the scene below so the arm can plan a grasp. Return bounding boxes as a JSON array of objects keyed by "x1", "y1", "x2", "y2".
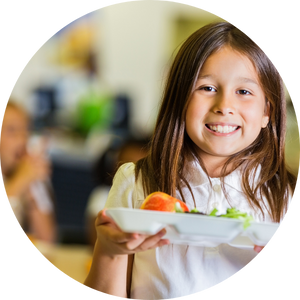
[
  {"x1": 185, "y1": 46, "x2": 269, "y2": 166},
  {"x1": 0, "y1": 107, "x2": 29, "y2": 175}
]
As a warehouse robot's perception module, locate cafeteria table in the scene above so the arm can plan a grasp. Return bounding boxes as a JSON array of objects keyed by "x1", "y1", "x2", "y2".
[{"x1": 31, "y1": 237, "x2": 93, "y2": 284}]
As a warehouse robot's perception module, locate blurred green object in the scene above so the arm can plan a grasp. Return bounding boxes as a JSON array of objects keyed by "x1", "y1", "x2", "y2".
[{"x1": 75, "y1": 91, "x2": 114, "y2": 136}]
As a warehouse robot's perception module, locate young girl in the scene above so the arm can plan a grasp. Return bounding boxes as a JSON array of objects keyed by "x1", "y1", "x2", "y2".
[{"x1": 84, "y1": 22, "x2": 296, "y2": 299}]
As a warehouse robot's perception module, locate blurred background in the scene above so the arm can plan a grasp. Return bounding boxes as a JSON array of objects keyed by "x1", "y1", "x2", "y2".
[{"x1": 2, "y1": 1, "x2": 299, "y2": 284}]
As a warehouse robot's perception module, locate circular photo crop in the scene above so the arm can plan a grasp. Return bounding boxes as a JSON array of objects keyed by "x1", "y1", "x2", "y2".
[{"x1": 1, "y1": 1, "x2": 299, "y2": 300}]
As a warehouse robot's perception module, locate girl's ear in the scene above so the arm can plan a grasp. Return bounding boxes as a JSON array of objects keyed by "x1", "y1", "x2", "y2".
[{"x1": 261, "y1": 101, "x2": 270, "y2": 128}]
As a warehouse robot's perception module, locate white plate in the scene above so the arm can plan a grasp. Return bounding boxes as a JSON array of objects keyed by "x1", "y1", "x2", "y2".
[{"x1": 106, "y1": 208, "x2": 279, "y2": 247}]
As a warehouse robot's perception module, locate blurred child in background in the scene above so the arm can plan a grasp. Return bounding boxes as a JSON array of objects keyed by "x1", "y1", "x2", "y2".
[
  {"x1": 1, "y1": 100, "x2": 56, "y2": 243},
  {"x1": 85, "y1": 137, "x2": 149, "y2": 246}
]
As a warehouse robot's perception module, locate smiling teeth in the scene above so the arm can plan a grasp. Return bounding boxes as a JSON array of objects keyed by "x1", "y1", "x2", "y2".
[{"x1": 208, "y1": 125, "x2": 238, "y2": 133}]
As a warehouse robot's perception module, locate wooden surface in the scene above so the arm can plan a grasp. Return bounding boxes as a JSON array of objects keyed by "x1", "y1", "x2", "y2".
[{"x1": 33, "y1": 239, "x2": 93, "y2": 284}]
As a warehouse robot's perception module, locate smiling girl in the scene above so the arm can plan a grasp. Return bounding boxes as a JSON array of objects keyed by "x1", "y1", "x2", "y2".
[
  {"x1": 185, "y1": 45, "x2": 270, "y2": 177},
  {"x1": 84, "y1": 22, "x2": 296, "y2": 299}
]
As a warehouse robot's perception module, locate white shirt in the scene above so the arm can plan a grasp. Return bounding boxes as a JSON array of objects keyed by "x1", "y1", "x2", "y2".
[{"x1": 105, "y1": 161, "x2": 274, "y2": 299}]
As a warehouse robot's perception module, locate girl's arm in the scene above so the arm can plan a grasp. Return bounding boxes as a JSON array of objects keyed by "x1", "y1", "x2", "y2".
[
  {"x1": 84, "y1": 209, "x2": 168, "y2": 297},
  {"x1": 84, "y1": 240, "x2": 129, "y2": 297}
]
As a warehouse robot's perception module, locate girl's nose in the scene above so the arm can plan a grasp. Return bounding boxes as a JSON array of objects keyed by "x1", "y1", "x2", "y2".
[{"x1": 212, "y1": 94, "x2": 235, "y2": 115}]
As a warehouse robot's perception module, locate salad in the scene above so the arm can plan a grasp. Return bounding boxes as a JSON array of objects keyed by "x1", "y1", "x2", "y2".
[{"x1": 175, "y1": 203, "x2": 253, "y2": 229}]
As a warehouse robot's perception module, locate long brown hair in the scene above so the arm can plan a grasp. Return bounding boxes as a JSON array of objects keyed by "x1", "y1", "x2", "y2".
[{"x1": 135, "y1": 22, "x2": 297, "y2": 222}]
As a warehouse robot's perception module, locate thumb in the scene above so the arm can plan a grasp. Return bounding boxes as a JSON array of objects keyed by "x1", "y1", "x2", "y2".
[{"x1": 96, "y1": 209, "x2": 115, "y2": 226}]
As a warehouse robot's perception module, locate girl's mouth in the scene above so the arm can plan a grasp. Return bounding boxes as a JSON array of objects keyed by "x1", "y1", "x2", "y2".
[{"x1": 205, "y1": 124, "x2": 240, "y2": 134}]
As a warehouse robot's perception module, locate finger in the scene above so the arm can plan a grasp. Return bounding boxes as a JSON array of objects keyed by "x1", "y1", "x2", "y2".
[
  {"x1": 254, "y1": 245, "x2": 262, "y2": 253},
  {"x1": 150, "y1": 238, "x2": 170, "y2": 249},
  {"x1": 127, "y1": 228, "x2": 167, "y2": 251},
  {"x1": 96, "y1": 209, "x2": 127, "y2": 229},
  {"x1": 254, "y1": 245, "x2": 264, "y2": 253},
  {"x1": 98, "y1": 224, "x2": 136, "y2": 248},
  {"x1": 101, "y1": 223, "x2": 139, "y2": 243},
  {"x1": 139, "y1": 229, "x2": 168, "y2": 250},
  {"x1": 96, "y1": 209, "x2": 115, "y2": 226},
  {"x1": 95, "y1": 210, "x2": 112, "y2": 234},
  {"x1": 96, "y1": 209, "x2": 139, "y2": 240},
  {"x1": 96, "y1": 209, "x2": 137, "y2": 236}
]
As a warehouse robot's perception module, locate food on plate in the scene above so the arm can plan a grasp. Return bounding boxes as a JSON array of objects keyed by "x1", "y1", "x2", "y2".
[
  {"x1": 219, "y1": 208, "x2": 254, "y2": 229},
  {"x1": 140, "y1": 192, "x2": 189, "y2": 212},
  {"x1": 140, "y1": 192, "x2": 253, "y2": 229},
  {"x1": 188, "y1": 207, "x2": 254, "y2": 229}
]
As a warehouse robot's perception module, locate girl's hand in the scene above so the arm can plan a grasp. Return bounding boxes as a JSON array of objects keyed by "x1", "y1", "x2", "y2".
[
  {"x1": 254, "y1": 245, "x2": 264, "y2": 253},
  {"x1": 5, "y1": 153, "x2": 51, "y2": 198},
  {"x1": 15, "y1": 153, "x2": 51, "y2": 184},
  {"x1": 95, "y1": 209, "x2": 170, "y2": 257}
]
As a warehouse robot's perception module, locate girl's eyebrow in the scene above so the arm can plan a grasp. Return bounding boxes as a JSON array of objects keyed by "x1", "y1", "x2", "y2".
[
  {"x1": 197, "y1": 74, "x2": 214, "y2": 80},
  {"x1": 238, "y1": 76, "x2": 259, "y2": 86},
  {"x1": 197, "y1": 74, "x2": 259, "y2": 86}
]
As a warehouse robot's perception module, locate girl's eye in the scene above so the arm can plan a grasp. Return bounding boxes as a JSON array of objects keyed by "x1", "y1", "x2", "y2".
[
  {"x1": 200, "y1": 86, "x2": 217, "y2": 92},
  {"x1": 237, "y1": 89, "x2": 251, "y2": 95}
]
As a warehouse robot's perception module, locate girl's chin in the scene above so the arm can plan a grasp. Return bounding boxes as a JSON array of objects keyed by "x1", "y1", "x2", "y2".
[{"x1": 198, "y1": 148, "x2": 240, "y2": 160}]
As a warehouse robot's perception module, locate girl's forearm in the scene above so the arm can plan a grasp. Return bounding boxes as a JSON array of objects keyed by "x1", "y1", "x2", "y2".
[{"x1": 84, "y1": 240, "x2": 129, "y2": 297}]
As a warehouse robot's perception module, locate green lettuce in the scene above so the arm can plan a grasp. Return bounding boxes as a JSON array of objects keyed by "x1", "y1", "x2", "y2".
[
  {"x1": 187, "y1": 207, "x2": 254, "y2": 229},
  {"x1": 218, "y1": 208, "x2": 254, "y2": 229}
]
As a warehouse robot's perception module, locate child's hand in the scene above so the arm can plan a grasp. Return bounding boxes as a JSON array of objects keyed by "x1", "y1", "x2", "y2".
[
  {"x1": 95, "y1": 209, "x2": 170, "y2": 257},
  {"x1": 15, "y1": 153, "x2": 51, "y2": 184},
  {"x1": 5, "y1": 153, "x2": 51, "y2": 198},
  {"x1": 254, "y1": 245, "x2": 264, "y2": 253}
]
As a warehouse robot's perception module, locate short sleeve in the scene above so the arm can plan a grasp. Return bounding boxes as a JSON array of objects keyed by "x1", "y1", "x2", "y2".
[
  {"x1": 104, "y1": 162, "x2": 138, "y2": 209},
  {"x1": 85, "y1": 186, "x2": 111, "y2": 217}
]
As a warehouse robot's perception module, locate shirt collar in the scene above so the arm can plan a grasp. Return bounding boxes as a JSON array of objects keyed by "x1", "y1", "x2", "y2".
[{"x1": 184, "y1": 158, "x2": 256, "y2": 193}]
